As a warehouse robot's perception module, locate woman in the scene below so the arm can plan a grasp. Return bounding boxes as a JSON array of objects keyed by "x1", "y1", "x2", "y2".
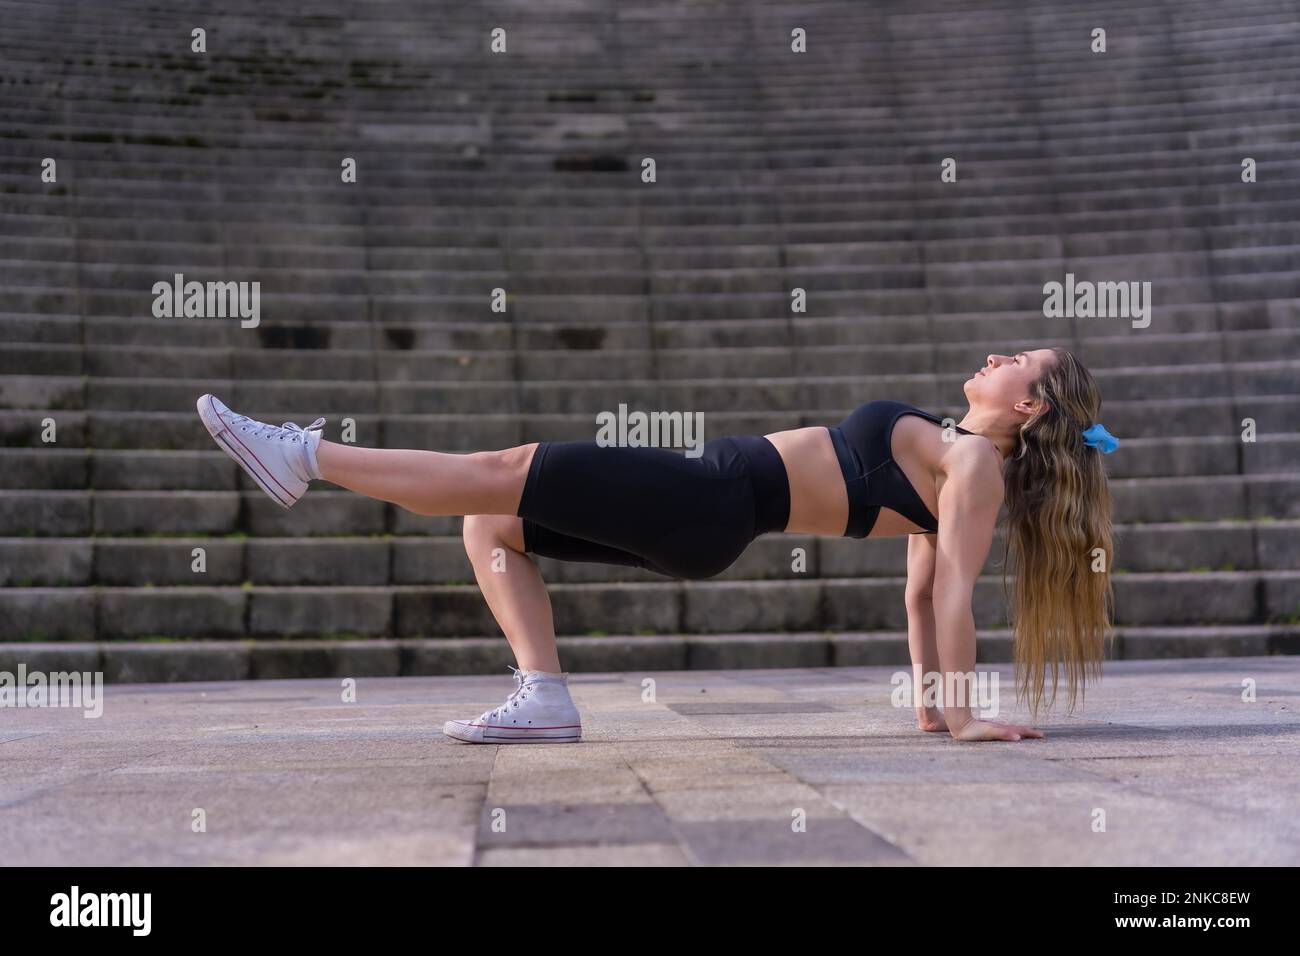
[{"x1": 196, "y1": 346, "x2": 1120, "y2": 746}]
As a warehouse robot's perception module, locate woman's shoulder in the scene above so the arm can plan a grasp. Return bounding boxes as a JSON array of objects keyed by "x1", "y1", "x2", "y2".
[{"x1": 939, "y1": 437, "x2": 1006, "y2": 502}]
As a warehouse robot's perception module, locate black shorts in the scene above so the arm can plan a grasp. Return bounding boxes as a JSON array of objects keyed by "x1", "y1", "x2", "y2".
[{"x1": 516, "y1": 435, "x2": 790, "y2": 580}]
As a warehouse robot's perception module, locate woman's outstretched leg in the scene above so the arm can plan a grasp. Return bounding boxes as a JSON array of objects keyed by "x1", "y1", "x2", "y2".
[
  {"x1": 197, "y1": 391, "x2": 535, "y2": 516},
  {"x1": 315, "y1": 439, "x2": 537, "y2": 517}
]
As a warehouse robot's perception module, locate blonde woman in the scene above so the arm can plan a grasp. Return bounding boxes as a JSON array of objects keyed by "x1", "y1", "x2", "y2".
[{"x1": 196, "y1": 347, "x2": 1119, "y2": 744}]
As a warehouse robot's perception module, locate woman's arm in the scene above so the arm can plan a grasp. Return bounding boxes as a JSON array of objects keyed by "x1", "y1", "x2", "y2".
[
  {"x1": 904, "y1": 532, "x2": 945, "y2": 731},
  {"x1": 931, "y1": 444, "x2": 1042, "y2": 741}
]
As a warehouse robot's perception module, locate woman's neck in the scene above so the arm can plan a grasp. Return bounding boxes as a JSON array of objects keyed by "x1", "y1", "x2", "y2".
[{"x1": 956, "y1": 414, "x2": 1017, "y2": 461}]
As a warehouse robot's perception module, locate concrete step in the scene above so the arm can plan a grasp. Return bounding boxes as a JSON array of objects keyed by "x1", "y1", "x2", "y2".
[
  {"x1": 0, "y1": 469, "x2": 1297, "y2": 538},
  {"x1": 2, "y1": 520, "x2": 1296, "y2": 588},
  {"x1": 3, "y1": 427, "x2": 1299, "y2": 490},
  {"x1": 4, "y1": 330, "x2": 1298, "y2": 385},
  {"x1": 4, "y1": 360, "x2": 1298, "y2": 416},
  {"x1": 10, "y1": 177, "x2": 1300, "y2": 232},
  {"x1": 2, "y1": 570, "x2": 1297, "y2": 641},
  {"x1": 9, "y1": 222, "x2": 1300, "y2": 275},
  {"x1": 3, "y1": 300, "x2": 1297, "y2": 356},
  {"x1": 3, "y1": 623, "x2": 1297, "y2": 684}
]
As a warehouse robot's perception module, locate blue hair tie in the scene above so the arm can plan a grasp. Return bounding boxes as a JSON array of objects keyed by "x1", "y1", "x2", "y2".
[{"x1": 1081, "y1": 422, "x2": 1119, "y2": 453}]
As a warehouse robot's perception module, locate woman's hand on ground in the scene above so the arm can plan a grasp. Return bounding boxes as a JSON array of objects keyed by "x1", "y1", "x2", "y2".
[{"x1": 950, "y1": 718, "x2": 1044, "y2": 742}]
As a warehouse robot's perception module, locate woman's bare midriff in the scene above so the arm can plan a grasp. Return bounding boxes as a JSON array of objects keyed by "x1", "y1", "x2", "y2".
[
  {"x1": 761, "y1": 427, "x2": 849, "y2": 536},
  {"x1": 763, "y1": 423, "x2": 950, "y2": 538}
]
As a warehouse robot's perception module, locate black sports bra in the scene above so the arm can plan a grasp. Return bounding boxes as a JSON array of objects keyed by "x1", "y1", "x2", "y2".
[{"x1": 825, "y1": 400, "x2": 975, "y2": 538}]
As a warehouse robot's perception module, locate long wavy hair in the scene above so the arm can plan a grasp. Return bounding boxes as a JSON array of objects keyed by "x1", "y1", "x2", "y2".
[{"x1": 1001, "y1": 347, "x2": 1117, "y2": 720}]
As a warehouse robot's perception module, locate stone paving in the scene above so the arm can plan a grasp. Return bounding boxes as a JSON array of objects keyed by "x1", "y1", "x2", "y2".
[{"x1": 2, "y1": 656, "x2": 1297, "y2": 865}]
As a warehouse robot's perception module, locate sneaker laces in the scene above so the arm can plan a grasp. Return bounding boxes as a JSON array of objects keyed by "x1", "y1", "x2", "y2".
[
  {"x1": 279, "y1": 418, "x2": 327, "y2": 444},
  {"x1": 480, "y1": 665, "x2": 535, "y2": 722},
  {"x1": 229, "y1": 413, "x2": 326, "y2": 444}
]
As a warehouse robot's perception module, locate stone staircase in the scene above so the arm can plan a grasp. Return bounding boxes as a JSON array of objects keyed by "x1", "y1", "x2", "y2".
[{"x1": 2, "y1": 0, "x2": 1298, "y2": 681}]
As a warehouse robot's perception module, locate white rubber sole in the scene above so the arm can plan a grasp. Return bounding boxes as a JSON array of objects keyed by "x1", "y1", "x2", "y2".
[
  {"x1": 442, "y1": 720, "x2": 583, "y2": 744},
  {"x1": 196, "y1": 394, "x2": 298, "y2": 509}
]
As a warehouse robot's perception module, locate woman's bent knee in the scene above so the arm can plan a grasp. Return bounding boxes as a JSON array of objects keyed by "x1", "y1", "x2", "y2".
[{"x1": 463, "y1": 513, "x2": 525, "y2": 555}]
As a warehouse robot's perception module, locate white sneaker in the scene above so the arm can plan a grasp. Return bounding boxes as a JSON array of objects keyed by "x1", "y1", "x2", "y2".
[
  {"x1": 197, "y1": 393, "x2": 325, "y2": 509},
  {"x1": 443, "y1": 666, "x2": 583, "y2": 743}
]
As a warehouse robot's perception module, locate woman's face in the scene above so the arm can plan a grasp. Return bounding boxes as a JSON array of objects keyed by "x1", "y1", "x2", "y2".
[{"x1": 965, "y1": 349, "x2": 1056, "y2": 411}]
